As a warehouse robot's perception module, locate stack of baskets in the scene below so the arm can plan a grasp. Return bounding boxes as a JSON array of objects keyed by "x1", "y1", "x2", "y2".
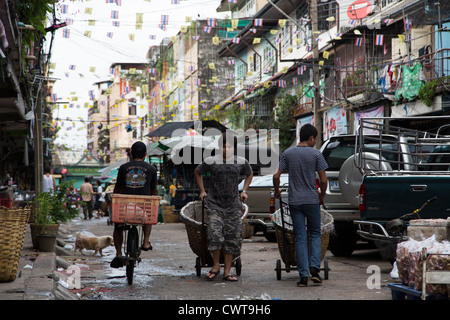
[
  {"x1": 0, "y1": 206, "x2": 31, "y2": 282},
  {"x1": 272, "y1": 206, "x2": 334, "y2": 265}
]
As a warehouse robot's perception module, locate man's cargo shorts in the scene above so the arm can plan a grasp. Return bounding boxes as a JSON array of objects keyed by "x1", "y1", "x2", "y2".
[{"x1": 207, "y1": 208, "x2": 242, "y2": 256}]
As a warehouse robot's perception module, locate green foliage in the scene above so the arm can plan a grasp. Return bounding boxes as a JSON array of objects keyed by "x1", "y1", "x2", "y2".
[
  {"x1": 33, "y1": 180, "x2": 80, "y2": 225},
  {"x1": 273, "y1": 93, "x2": 297, "y2": 152},
  {"x1": 15, "y1": 0, "x2": 53, "y2": 46},
  {"x1": 418, "y1": 80, "x2": 438, "y2": 107}
]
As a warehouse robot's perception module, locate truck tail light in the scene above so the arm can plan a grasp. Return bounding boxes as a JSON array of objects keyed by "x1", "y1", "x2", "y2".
[
  {"x1": 270, "y1": 196, "x2": 275, "y2": 214},
  {"x1": 358, "y1": 184, "x2": 366, "y2": 212}
]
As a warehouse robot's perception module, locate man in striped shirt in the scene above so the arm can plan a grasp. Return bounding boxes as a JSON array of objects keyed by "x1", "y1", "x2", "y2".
[{"x1": 273, "y1": 124, "x2": 328, "y2": 287}]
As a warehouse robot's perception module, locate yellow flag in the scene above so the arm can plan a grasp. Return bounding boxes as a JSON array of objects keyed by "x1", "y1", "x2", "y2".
[
  {"x1": 212, "y1": 37, "x2": 220, "y2": 45},
  {"x1": 85, "y1": 8, "x2": 92, "y2": 14},
  {"x1": 185, "y1": 16, "x2": 192, "y2": 23},
  {"x1": 398, "y1": 34, "x2": 405, "y2": 43},
  {"x1": 180, "y1": 26, "x2": 188, "y2": 33},
  {"x1": 270, "y1": 29, "x2": 278, "y2": 35},
  {"x1": 278, "y1": 19, "x2": 287, "y2": 28},
  {"x1": 214, "y1": 105, "x2": 220, "y2": 110},
  {"x1": 281, "y1": 66, "x2": 288, "y2": 73},
  {"x1": 129, "y1": 34, "x2": 135, "y2": 41},
  {"x1": 253, "y1": 38, "x2": 261, "y2": 44},
  {"x1": 88, "y1": 20, "x2": 95, "y2": 26},
  {"x1": 296, "y1": 38, "x2": 301, "y2": 45},
  {"x1": 89, "y1": 66, "x2": 96, "y2": 73},
  {"x1": 136, "y1": 13, "x2": 143, "y2": 30},
  {"x1": 231, "y1": 19, "x2": 239, "y2": 29},
  {"x1": 84, "y1": 30, "x2": 92, "y2": 37},
  {"x1": 209, "y1": 63, "x2": 215, "y2": 70},
  {"x1": 319, "y1": 60, "x2": 324, "y2": 66},
  {"x1": 323, "y1": 51, "x2": 330, "y2": 59},
  {"x1": 129, "y1": 68, "x2": 136, "y2": 74}
]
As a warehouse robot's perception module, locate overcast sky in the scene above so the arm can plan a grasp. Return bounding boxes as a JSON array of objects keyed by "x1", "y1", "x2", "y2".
[{"x1": 48, "y1": 0, "x2": 227, "y2": 151}]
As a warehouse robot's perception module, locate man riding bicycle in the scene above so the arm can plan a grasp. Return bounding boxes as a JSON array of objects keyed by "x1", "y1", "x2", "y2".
[{"x1": 110, "y1": 141, "x2": 158, "y2": 268}]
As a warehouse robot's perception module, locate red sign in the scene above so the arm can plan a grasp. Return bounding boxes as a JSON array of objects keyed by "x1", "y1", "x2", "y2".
[
  {"x1": 61, "y1": 168, "x2": 67, "y2": 174},
  {"x1": 347, "y1": 0, "x2": 372, "y2": 20}
]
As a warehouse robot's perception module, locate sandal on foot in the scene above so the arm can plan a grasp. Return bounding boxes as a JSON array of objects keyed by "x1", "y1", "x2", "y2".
[
  {"x1": 141, "y1": 242, "x2": 153, "y2": 251},
  {"x1": 205, "y1": 270, "x2": 220, "y2": 280},
  {"x1": 223, "y1": 274, "x2": 238, "y2": 282},
  {"x1": 110, "y1": 256, "x2": 125, "y2": 268}
]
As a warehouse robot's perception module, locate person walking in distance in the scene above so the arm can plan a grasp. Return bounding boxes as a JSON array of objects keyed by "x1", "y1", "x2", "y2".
[
  {"x1": 273, "y1": 124, "x2": 328, "y2": 287},
  {"x1": 110, "y1": 141, "x2": 158, "y2": 268},
  {"x1": 194, "y1": 131, "x2": 253, "y2": 281},
  {"x1": 80, "y1": 177, "x2": 94, "y2": 220},
  {"x1": 42, "y1": 167, "x2": 55, "y2": 193}
]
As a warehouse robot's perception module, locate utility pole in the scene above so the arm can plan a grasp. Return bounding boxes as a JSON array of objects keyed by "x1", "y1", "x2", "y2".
[{"x1": 311, "y1": 0, "x2": 323, "y2": 146}]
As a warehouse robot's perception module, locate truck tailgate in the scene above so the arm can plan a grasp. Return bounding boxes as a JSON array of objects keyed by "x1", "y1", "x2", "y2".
[
  {"x1": 246, "y1": 187, "x2": 271, "y2": 214},
  {"x1": 362, "y1": 175, "x2": 450, "y2": 221}
]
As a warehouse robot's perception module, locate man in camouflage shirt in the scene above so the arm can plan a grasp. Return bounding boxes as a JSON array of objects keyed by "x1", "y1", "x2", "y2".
[{"x1": 194, "y1": 132, "x2": 253, "y2": 281}]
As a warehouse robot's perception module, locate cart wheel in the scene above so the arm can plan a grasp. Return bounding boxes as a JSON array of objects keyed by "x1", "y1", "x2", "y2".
[
  {"x1": 275, "y1": 259, "x2": 282, "y2": 280},
  {"x1": 323, "y1": 258, "x2": 329, "y2": 280},
  {"x1": 235, "y1": 257, "x2": 242, "y2": 276},
  {"x1": 195, "y1": 257, "x2": 202, "y2": 277}
]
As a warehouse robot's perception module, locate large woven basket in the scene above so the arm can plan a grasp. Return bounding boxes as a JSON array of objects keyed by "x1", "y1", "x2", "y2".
[
  {"x1": 272, "y1": 207, "x2": 334, "y2": 266},
  {"x1": 180, "y1": 201, "x2": 248, "y2": 259},
  {"x1": 0, "y1": 206, "x2": 31, "y2": 282}
]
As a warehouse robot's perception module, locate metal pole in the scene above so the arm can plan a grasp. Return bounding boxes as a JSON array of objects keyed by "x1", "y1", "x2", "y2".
[{"x1": 311, "y1": 0, "x2": 323, "y2": 146}]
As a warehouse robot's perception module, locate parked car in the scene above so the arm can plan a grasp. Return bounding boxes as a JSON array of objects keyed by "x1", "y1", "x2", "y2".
[
  {"x1": 319, "y1": 133, "x2": 416, "y2": 257},
  {"x1": 238, "y1": 174, "x2": 289, "y2": 241}
]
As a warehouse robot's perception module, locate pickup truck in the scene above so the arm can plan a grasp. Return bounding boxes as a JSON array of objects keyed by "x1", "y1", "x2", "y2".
[
  {"x1": 352, "y1": 117, "x2": 450, "y2": 261},
  {"x1": 319, "y1": 133, "x2": 416, "y2": 256}
]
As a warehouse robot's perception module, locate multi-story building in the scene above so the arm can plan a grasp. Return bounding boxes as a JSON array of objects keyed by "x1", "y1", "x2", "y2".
[
  {"x1": 87, "y1": 62, "x2": 149, "y2": 163},
  {"x1": 147, "y1": 19, "x2": 240, "y2": 133}
]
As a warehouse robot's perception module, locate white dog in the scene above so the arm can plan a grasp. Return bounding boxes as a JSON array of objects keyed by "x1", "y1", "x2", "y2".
[{"x1": 74, "y1": 232, "x2": 113, "y2": 256}]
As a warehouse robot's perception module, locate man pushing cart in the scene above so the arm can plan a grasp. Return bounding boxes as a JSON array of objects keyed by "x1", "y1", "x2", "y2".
[{"x1": 193, "y1": 131, "x2": 253, "y2": 281}]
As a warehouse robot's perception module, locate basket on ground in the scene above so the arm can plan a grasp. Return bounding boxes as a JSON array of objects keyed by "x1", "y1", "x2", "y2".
[
  {"x1": 272, "y1": 204, "x2": 334, "y2": 280},
  {"x1": 110, "y1": 194, "x2": 161, "y2": 225},
  {"x1": 180, "y1": 201, "x2": 248, "y2": 276},
  {"x1": 0, "y1": 207, "x2": 31, "y2": 282}
]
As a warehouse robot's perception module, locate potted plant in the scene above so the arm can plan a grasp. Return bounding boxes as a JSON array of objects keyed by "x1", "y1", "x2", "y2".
[{"x1": 30, "y1": 181, "x2": 80, "y2": 250}]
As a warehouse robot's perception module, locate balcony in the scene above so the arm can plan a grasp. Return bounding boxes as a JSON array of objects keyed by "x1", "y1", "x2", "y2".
[{"x1": 323, "y1": 48, "x2": 450, "y2": 108}]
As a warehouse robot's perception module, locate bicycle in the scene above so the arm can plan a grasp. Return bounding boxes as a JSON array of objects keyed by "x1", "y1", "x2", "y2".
[{"x1": 110, "y1": 194, "x2": 161, "y2": 285}]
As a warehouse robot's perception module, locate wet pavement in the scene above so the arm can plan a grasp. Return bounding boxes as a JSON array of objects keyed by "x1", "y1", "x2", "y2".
[{"x1": 56, "y1": 215, "x2": 397, "y2": 301}]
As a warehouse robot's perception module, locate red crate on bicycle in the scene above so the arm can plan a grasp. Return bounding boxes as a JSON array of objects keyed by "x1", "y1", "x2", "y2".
[{"x1": 110, "y1": 194, "x2": 161, "y2": 225}]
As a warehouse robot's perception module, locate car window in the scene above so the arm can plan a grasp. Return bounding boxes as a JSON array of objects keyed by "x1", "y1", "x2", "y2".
[
  {"x1": 322, "y1": 138, "x2": 356, "y2": 171},
  {"x1": 322, "y1": 136, "x2": 402, "y2": 171}
]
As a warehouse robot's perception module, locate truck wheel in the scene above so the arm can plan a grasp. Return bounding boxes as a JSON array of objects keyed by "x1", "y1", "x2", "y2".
[
  {"x1": 264, "y1": 231, "x2": 276, "y2": 242},
  {"x1": 329, "y1": 223, "x2": 357, "y2": 257}
]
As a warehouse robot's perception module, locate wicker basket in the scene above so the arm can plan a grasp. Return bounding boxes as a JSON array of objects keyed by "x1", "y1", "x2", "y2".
[
  {"x1": 0, "y1": 206, "x2": 31, "y2": 282},
  {"x1": 272, "y1": 207, "x2": 334, "y2": 266},
  {"x1": 110, "y1": 194, "x2": 161, "y2": 225},
  {"x1": 180, "y1": 201, "x2": 248, "y2": 259}
]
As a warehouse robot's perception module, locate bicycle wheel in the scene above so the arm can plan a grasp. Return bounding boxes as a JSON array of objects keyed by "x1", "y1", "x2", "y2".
[{"x1": 126, "y1": 226, "x2": 139, "y2": 285}]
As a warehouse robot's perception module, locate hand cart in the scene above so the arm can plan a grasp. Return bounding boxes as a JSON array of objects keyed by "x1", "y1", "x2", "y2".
[
  {"x1": 180, "y1": 200, "x2": 248, "y2": 277},
  {"x1": 273, "y1": 199, "x2": 334, "y2": 280}
]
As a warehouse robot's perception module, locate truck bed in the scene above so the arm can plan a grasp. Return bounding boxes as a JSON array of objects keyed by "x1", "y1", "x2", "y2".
[{"x1": 360, "y1": 174, "x2": 450, "y2": 222}]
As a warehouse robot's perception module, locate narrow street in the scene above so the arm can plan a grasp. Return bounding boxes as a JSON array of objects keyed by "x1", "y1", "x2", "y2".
[{"x1": 56, "y1": 216, "x2": 394, "y2": 301}]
